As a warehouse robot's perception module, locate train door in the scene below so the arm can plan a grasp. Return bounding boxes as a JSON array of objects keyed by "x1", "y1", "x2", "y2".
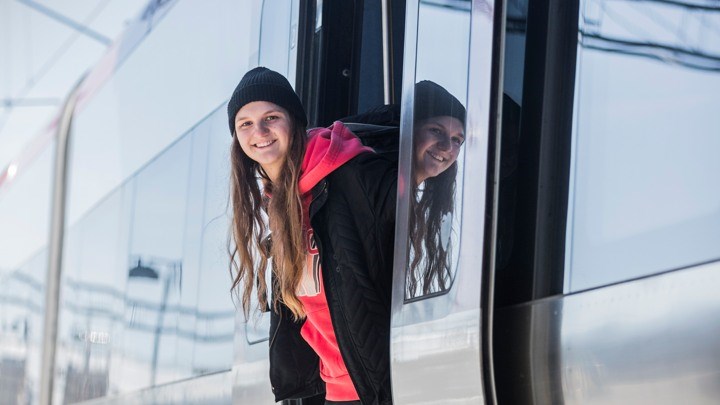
[
  {"x1": 390, "y1": 0, "x2": 501, "y2": 403},
  {"x1": 490, "y1": 0, "x2": 720, "y2": 404}
]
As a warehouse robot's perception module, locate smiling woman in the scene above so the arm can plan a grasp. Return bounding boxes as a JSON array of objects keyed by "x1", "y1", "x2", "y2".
[{"x1": 226, "y1": 67, "x2": 397, "y2": 405}]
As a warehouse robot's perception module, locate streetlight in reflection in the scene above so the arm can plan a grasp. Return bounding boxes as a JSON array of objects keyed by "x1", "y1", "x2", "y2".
[{"x1": 127, "y1": 257, "x2": 181, "y2": 387}]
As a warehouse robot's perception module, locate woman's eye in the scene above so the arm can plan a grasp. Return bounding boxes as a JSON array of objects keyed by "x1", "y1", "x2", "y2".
[
  {"x1": 265, "y1": 115, "x2": 278, "y2": 121},
  {"x1": 453, "y1": 137, "x2": 465, "y2": 146},
  {"x1": 240, "y1": 121, "x2": 252, "y2": 128}
]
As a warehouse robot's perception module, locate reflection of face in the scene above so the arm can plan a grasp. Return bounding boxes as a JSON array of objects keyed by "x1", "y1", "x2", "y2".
[
  {"x1": 413, "y1": 116, "x2": 464, "y2": 185},
  {"x1": 234, "y1": 101, "x2": 293, "y2": 182}
]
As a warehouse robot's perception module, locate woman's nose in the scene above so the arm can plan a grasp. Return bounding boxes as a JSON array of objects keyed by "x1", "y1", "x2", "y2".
[
  {"x1": 256, "y1": 121, "x2": 270, "y2": 135},
  {"x1": 436, "y1": 135, "x2": 451, "y2": 150}
]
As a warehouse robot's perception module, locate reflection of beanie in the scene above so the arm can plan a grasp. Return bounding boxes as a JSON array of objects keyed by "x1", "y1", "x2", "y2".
[
  {"x1": 227, "y1": 67, "x2": 308, "y2": 136},
  {"x1": 414, "y1": 81, "x2": 466, "y2": 126}
]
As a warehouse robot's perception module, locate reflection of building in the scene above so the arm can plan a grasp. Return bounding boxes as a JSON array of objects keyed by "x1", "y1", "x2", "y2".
[
  {"x1": 0, "y1": 358, "x2": 27, "y2": 404},
  {"x1": 0, "y1": 266, "x2": 234, "y2": 401},
  {"x1": 63, "y1": 365, "x2": 108, "y2": 404}
]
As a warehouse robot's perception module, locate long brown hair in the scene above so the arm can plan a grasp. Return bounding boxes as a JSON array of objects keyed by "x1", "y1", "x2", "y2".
[
  {"x1": 407, "y1": 160, "x2": 457, "y2": 298},
  {"x1": 229, "y1": 121, "x2": 308, "y2": 320}
]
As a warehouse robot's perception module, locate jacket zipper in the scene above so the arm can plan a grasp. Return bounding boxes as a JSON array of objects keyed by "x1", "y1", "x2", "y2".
[
  {"x1": 312, "y1": 209, "x2": 374, "y2": 403},
  {"x1": 269, "y1": 306, "x2": 281, "y2": 349}
]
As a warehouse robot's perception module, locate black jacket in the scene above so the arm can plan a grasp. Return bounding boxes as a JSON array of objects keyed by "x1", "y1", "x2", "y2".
[{"x1": 269, "y1": 152, "x2": 397, "y2": 405}]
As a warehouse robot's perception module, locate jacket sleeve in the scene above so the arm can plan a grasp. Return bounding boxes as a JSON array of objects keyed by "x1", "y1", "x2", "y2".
[{"x1": 354, "y1": 153, "x2": 398, "y2": 296}]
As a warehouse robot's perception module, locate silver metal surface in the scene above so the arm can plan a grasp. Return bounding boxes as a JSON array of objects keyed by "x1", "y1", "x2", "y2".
[
  {"x1": 494, "y1": 260, "x2": 720, "y2": 405},
  {"x1": 76, "y1": 370, "x2": 232, "y2": 405},
  {"x1": 381, "y1": 0, "x2": 392, "y2": 104},
  {"x1": 481, "y1": 0, "x2": 507, "y2": 403},
  {"x1": 233, "y1": 310, "x2": 275, "y2": 405},
  {"x1": 39, "y1": 78, "x2": 83, "y2": 405}
]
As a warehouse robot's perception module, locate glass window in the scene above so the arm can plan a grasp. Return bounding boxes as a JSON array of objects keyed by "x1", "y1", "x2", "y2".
[
  {"x1": 405, "y1": 0, "x2": 471, "y2": 300},
  {"x1": 259, "y1": 0, "x2": 299, "y2": 81},
  {"x1": 0, "y1": 139, "x2": 54, "y2": 404},
  {"x1": 0, "y1": 250, "x2": 46, "y2": 405},
  {"x1": 124, "y1": 135, "x2": 192, "y2": 388},
  {"x1": 56, "y1": 186, "x2": 128, "y2": 403},
  {"x1": 566, "y1": 0, "x2": 720, "y2": 292},
  {"x1": 191, "y1": 109, "x2": 235, "y2": 366}
]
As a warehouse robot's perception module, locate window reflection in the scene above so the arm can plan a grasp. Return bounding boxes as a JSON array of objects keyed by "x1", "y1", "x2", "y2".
[
  {"x1": 407, "y1": 81, "x2": 466, "y2": 298},
  {"x1": 190, "y1": 111, "x2": 235, "y2": 372},
  {"x1": 125, "y1": 135, "x2": 191, "y2": 388},
  {"x1": 57, "y1": 186, "x2": 127, "y2": 403},
  {"x1": 405, "y1": 1, "x2": 470, "y2": 300},
  {"x1": 259, "y1": 0, "x2": 298, "y2": 82},
  {"x1": 0, "y1": 252, "x2": 46, "y2": 404},
  {"x1": 567, "y1": 0, "x2": 720, "y2": 291}
]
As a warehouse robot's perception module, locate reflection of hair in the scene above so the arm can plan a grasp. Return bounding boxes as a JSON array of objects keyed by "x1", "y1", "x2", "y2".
[
  {"x1": 408, "y1": 160, "x2": 457, "y2": 297},
  {"x1": 229, "y1": 123, "x2": 309, "y2": 321},
  {"x1": 407, "y1": 81, "x2": 465, "y2": 298}
]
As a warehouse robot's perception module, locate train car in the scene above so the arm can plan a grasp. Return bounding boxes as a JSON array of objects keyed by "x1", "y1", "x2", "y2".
[{"x1": 0, "y1": 0, "x2": 718, "y2": 404}]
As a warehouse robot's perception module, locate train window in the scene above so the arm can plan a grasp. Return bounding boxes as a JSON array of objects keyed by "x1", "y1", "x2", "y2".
[
  {"x1": 125, "y1": 135, "x2": 192, "y2": 387},
  {"x1": 404, "y1": 0, "x2": 471, "y2": 301},
  {"x1": 184, "y1": 110, "x2": 235, "y2": 371},
  {"x1": 565, "y1": 0, "x2": 720, "y2": 292},
  {"x1": 57, "y1": 187, "x2": 125, "y2": 402},
  {"x1": 258, "y1": 0, "x2": 299, "y2": 80}
]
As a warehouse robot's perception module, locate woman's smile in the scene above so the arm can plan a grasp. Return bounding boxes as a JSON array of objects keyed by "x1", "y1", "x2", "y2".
[
  {"x1": 427, "y1": 150, "x2": 447, "y2": 162},
  {"x1": 254, "y1": 139, "x2": 277, "y2": 148}
]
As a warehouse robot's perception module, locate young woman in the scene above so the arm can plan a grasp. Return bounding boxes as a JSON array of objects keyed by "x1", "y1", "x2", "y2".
[
  {"x1": 407, "y1": 80, "x2": 466, "y2": 298},
  {"x1": 227, "y1": 67, "x2": 396, "y2": 405}
]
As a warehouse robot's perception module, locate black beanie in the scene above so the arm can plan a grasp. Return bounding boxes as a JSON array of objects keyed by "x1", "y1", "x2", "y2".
[
  {"x1": 227, "y1": 67, "x2": 307, "y2": 136},
  {"x1": 414, "y1": 80, "x2": 466, "y2": 126}
]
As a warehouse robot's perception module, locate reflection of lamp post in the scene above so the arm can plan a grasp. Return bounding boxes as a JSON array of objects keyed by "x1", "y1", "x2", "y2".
[{"x1": 128, "y1": 258, "x2": 179, "y2": 387}]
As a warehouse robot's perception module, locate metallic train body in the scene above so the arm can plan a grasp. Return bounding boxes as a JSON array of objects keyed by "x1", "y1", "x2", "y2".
[{"x1": 1, "y1": 0, "x2": 718, "y2": 404}]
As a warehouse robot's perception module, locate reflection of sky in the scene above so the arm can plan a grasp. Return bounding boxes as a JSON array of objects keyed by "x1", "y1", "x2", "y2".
[
  {"x1": 0, "y1": 0, "x2": 148, "y2": 173},
  {"x1": 567, "y1": 0, "x2": 720, "y2": 291},
  {"x1": 416, "y1": 4, "x2": 471, "y2": 104},
  {"x1": 0, "y1": 141, "x2": 54, "y2": 270},
  {"x1": 0, "y1": 0, "x2": 250, "y2": 272}
]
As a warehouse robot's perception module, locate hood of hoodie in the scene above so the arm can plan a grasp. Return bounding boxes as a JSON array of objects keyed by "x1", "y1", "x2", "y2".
[{"x1": 299, "y1": 121, "x2": 373, "y2": 195}]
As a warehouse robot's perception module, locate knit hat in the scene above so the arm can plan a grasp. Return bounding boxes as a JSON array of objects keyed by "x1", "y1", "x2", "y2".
[
  {"x1": 414, "y1": 80, "x2": 466, "y2": 126},
  {"x1": 227, "y1": 67, "x2": 307, "y2": 136}
]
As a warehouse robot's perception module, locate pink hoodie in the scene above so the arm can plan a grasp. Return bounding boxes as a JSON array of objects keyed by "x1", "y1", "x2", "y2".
[
  {"x1": 296, "y1": 121, "x2": 372, "y2": 401},
  {"x1": 299, "y1": 121, "x2": 373, "y2": 194}
]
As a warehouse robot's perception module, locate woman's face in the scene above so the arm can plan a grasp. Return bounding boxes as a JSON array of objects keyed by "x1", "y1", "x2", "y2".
[
  {"x1": 413, "y1": 115, "x2": 465, "y2": 185},
  {"x1": 234, "y1": 101, "x2": 293, "y2": 182}
]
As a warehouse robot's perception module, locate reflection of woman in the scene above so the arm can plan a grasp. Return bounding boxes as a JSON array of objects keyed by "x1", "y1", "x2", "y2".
[
  {"x1": 227, "y1": 67, "x2": 396, "y2": 405},
  {"x1": 408, "y1": 81, "x2": 466, "y2": 298}
]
